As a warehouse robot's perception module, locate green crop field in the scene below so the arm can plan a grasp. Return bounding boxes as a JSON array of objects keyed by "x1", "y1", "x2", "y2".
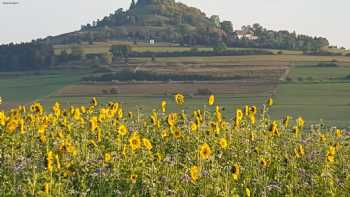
[{"x1": 0, "y1": 70, "x2": 90, "y2": 105}]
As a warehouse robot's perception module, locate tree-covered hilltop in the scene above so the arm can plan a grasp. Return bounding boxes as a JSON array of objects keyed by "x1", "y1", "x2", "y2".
[{"x1": 49, "y1": 0, "x2": 329, "y2": 51}]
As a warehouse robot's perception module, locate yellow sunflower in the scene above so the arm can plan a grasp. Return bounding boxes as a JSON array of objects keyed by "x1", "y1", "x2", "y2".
[
  {"x1": 129, "y1": 133, "x2": 141, "y2": 151},
  {"x1": 259, "y1": 157, "x2": 268, "y2": 168},
  {"x1": 130, "y1": 174, "x2": 137, "y2": 184},
  {"x1": 199, "y1": 143, "x2": 212, "y2": 160},
  {"x1": 161, "y1": 100, "x2": 167, "y2": 113},
  {"x1": 175, "y1": 93, "x2": 185, "y2": 105},
  {"x1": 190, "y1": 165, "x2": 200, "y2": 182},
  {"x1": 231, "y1": 163, "x2": 240, "y2": 180},
  {"x1": 218, "y1": 138, "x2": 228, "y2": 149},
  {"x1": 104, "y1": 153, "x2": 112, "y2": 162},
  {"x1": 142, "y1": 138, "x2": 153, "y2": 151},
  {"x1": 266, "y1": 97, "x2": 273, "y2": 107},
  {"x1": 294, "y1": 144, "x2": 305, "y2": 158},
  {"x1": 118, "y1": 124, "x2": 128, "y2": 136},
  {"x1": 208, "y1": 95, "x2": 215, "y2": 106}
]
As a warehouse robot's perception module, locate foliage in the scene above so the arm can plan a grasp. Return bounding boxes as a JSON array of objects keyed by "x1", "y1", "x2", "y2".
[
  {"x1": 81, "y1": 70, "x2": 248, "y2": 82},
  {"x1": 0, "y1": 41, "x2": 53, "y2": 71},
  {"x1": 213, "y1": 42, "x2": 228, "y2": 52},
  {"x1": 235, "y1": 23, "x2": 329, "y2": 51},
  {"x1": 0, "y1": 96, "x2": 349, "y2": 196}
]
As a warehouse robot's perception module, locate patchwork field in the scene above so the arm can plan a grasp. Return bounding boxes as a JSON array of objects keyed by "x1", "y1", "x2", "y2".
[{"x1": 1, "y1": 54, "x2": 350, "y2": 128}]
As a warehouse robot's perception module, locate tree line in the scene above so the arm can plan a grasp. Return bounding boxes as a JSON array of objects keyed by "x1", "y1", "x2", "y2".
[{"x1": 0, "y1": 41, "x2": 54, "y2": 71}]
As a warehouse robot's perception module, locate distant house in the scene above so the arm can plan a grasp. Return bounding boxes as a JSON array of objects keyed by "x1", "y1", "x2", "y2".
[
  {"x1": 149, "y1": 39, "x2": 155, "y2": 45},
  {"x1": 235, "y1": 30, "x2": 258, "y2": 40}
]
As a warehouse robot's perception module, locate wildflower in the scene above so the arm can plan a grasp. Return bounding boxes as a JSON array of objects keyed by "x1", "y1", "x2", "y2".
[
  {"x1": 245, "y1": 188, "x2": 251, "y2": 197},
  {"x1": 260, "y1": 158, "x2": 268, "y2": 168},
  {"x1": 38, "y1": 126, "x2": 47, "y2": 144},
  {"x1": 142, "y1": 138, "x2": 153, "y2": 151},
  {"x1": 266, "y1": 97, "x2": 273, "y2": 107},
  {"x1": 234, "y1": 109, "x2": 243, "y2": 128},
  {"x1": 190, "y1": 165, "x2": 200, "y2": 182},
  {"x1": 326, "y1": 146, "x2": 336, "y2": 164},
  {"x1": 208, "y1": 95, "x2": 215, "y2": 106},
  {"x1": 52, "y1": 102, "x2": 61, "y2": 117},
  {"x1": 73, "y1": 108, "x2": 81, "y2": 121},
  {"x1": 175, "y1": 93, "x2": 185, "y2": 105},
  {"x1": 336, "y1": 129, "x2": 342, "y2": 137},
  {"x1": 0, "y1": 112, "x2": 5, "y2": 126},
  {"x1": 250, "y1": 132, "x2": 256, "y2": 141},
  {"x1": 118, "y1": 124, "x2": 128, "y2": 136},
  {"x1": 44, "y1": 182, "x2": 49, "y2": 194},
  {"x1": 167, "y1": 113, "x2": 177, "y2": 127},
  {"x1": 292, "y1": 126, "x2": 299, "y2": 136},
  {"x1": 296, "y1": 117, "x2": 305, "y2": 129},
  {"x1": 130, "y1": 174, "x2": 137, "y2": 184},
  {"x1": 19, "y1": 119, "x2": 25, "y2": 134},
  {"x1": 283, "y1": 116, "x2": 291, "y2": 128},
  {"x1": 47, "y1": 151, "x2": 54, "y2": 173},
  {"x1": 249, "y1": 114, "x2": 256, "y2": 125},
  {"x1": 219, "y1": 138, "x2": 228, "y2": 149},
  {"x1": 161, "y1": 129, "x2": 169, "y2": 139},
  {"x1": 156, "y1": 152, "x2": 162, "y2": 161},
  {"x1": 215, "y1": 108, "x2": 222, "y2": 123},
  {"x1": 117, "y1": 108, "x2": 123, "y2": 119},
  {"x1": 161, "y1": 100, "x2": 167, "y2": 113},
  {"x1": 269, "y1": 121, "x2": 279, "y2": 136},
  {"x1": 250, "y1": 106, "x2": 257, "y2": 114},
  {"x1": 104, "y1": 153, "x2": 112, "y2": 162},
  {"x1": 129, "y1": 133, "x2": 141, "y2": 151},
  {"x1": 236, "y1": 109, "x2": 243, "y2": 120},
  {"x1": 6, "y1": 119, "x2": 18, "y2": 133},
  {"x1": 210, "y1": 122, "x2": 220, "y2": 134},
  {"x1": 122, "y1": 144, "x2": 128, "y2": 158},
  {"x1": 190, "y1": 121, "x2": 198, "y2": 132},
  {"x1": 90, "y1": 116, "x2": 98, "y2": 131},
  {"x1": 231, "y1": 163, "x2": 240, "y2": 180},
  {"x1": 320, "y1": 134, "x2": 326, "y2": 142},
  {"x1": 245, "y1": 105, "x2": 249, "y2": 116},
  {"x1": 55, "y1": 154, "x2": 61, "y2": 170},
  {"x1": 91, "y1": 97, "x2": 98, "y2": 107},
  {"x1": 199, "y1": 143, "x2": 212, "y2": 160},
  {"x1": 294, "y1": 144, "x2": 305, "y2": 158},
  {"x1": 172, "y1": 128, "x2": 182, "y2": 139}
]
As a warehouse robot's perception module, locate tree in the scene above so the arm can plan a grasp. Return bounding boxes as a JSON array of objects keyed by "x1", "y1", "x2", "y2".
[
  {"x1": 130, "y1": 0, "x2": 136, "y2": 10},
  {"x1": 213, "y1": 42, "x2": 227, "y2": 52},
  {"x1": 109, "y1": 45, "x2": 130, "y2": 63},
  {"x1": 210, "y1": 15, "x2": 221, "y2": 28},
  {"x1": 221, "y1": 21, "x2": 233, "y2": 34}
]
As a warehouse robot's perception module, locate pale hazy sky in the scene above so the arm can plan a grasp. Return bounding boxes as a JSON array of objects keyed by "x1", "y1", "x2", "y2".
[{"x1": 0, "y1": 0, "x2": 349, "y2": 48}]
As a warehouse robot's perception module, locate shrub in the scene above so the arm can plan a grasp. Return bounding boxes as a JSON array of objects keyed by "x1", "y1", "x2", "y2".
[{"x1": 196, "y1": 88, "x2": 213, "y2": 95}]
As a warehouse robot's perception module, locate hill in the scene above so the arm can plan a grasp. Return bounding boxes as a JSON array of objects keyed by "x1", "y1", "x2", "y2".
[
  {"x1": 0, "y1": 0, "x2": 337, "y2": 71},
  {"x1": 48, "y1": 0, "x2": 229, "y2": 46},
  {"x1": 46, "y1": 0, "x2": 328, "y2": 51}
]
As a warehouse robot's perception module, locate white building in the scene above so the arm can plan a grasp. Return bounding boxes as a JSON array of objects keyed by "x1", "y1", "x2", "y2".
[{"x1": 235, "y1": 30, "x2": 258, "y2": 40}]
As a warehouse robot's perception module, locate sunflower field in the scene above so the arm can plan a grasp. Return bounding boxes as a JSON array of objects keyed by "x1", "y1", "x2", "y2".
[{"x1": 0, "y1": 94, "x2": 349, "y2": 196}]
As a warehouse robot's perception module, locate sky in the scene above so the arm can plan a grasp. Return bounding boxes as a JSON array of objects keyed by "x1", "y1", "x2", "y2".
[{"x1": 0, "y1": 0, "x2": 349, "y2": 48}]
